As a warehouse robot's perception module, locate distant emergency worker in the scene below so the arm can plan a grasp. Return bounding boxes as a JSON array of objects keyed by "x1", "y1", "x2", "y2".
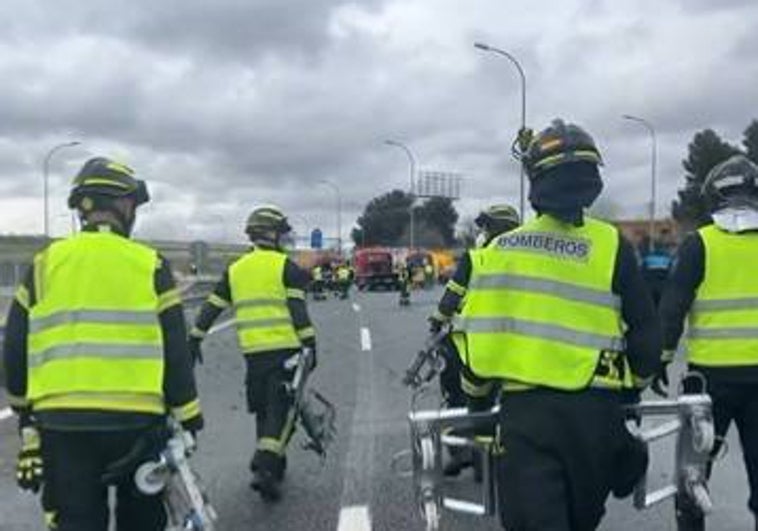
[
  {"x1": 429, "y1": 203, "x2": 521, "y2": 476},
  {"x1": 454, "y1": 120, "x2": 661, "y2": 530},
  {"x1": 398, "y1": 261, "x2": 411, "y2": 306},
  {"x1": 658, "y1": 155, "x2": 758, "y2": 531},
  {"x1": 2, "y1": 157, "x2": 203, "y2": 531},
  {"x1": 424, "y1": 260, "x2": 435, "y2": 289},
  {"x1": 311, "y1": 264, "x2": 326, "y2": 300},
  {"x1": 640, "y1": 243, "x2": 673, "y2": 306},
  {"x1": 189, "y1": 205, "x2": 316, "y2": 502},
  {"x1": 335, "y1": 263, "x2": 352, "y2": 299}
]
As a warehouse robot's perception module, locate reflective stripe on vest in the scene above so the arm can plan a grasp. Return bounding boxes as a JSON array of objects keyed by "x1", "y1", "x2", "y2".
[
  {"x1": 461, "y1": 215, "x2": 625, "y2": 391},
  {"x1": 470, "y1": 273, "x2": 621, "y2": 309},
  {"x1": 688, "y1": 226, "x2": 758, "y2": 366},
  {"x1": 229, "y1": 249, "x2": 301, "y2": 355},
  {"x1": 27, "y1": 232, "x2": 165, "y2": 413}
]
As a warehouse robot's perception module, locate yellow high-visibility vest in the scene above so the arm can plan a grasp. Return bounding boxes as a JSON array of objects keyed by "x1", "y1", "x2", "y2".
[
  {"x1": 229, "y1": 249, "x2": 301, "y2": 354},
  {"x1": 688, "y1": 225, "x2": 758, "y2": 366},
  {"x1": 337, "y1": 266, "x2": 350, "y2": 281},
  {"x1": 28, "y1": 231, "x2": 165, "y2": 414},
  {"x1": 460, "y1": 215, "x2": 626, "y2": 391}
]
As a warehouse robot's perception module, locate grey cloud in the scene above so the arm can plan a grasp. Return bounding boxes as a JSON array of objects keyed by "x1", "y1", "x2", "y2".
[
  {"x1": 1, "y1": 0, "x2": 757, "y2": 240},
  {"x1": 0, "y1": 0, "x2": 384, "y2": 63},
  {"x1": 679, "y1": 0, "x2": 758, "y2": 13}
]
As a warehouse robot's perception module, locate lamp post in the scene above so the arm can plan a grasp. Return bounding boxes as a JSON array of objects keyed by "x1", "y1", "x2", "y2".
[
  {"x1": 384, "y1": 139, "x2": 417, "y2": 250},
  {"x1": 474, "y1": 41, "x2": 527, "y2": 220},
  {"x1": 622, "y1": 114, "x2": 657, "y2": 253},
  {"x1": 318, "y1": 179, "x2": 342, "y2": 255},
  {"x1": 43, "y1": 141, "x2": 81, "y2": 238},
  {"x1": 288, "y1": 214, "x2": 310, "y2": 249}
]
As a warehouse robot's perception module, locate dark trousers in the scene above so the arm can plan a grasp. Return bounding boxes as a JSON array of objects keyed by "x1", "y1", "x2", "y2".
[
  {"x1": 678, "y1": 379, "x2": 758, "y2": 529},
  {"x1": 246, "y1": 350, "x2": 297, "y2": 480},
  {"x1": 40, "y1": 428, "x2": 166, "y2": 531},
  {"x1": 497, "y1": 390, "x2": 635, "y2": 531},
  {"x1": 439, "y1": 337, "x2": 466, "y2": 408}
]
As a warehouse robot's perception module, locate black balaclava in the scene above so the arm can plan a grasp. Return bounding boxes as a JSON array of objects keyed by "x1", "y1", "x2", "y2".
[{"x1": 529, "y1": 161, "x2": 603, "y2": 226}]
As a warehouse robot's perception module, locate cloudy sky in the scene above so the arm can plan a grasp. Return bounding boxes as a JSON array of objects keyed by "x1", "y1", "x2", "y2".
[{"x1": 0, "y1": 0, "x2": 756, "y2": 244}]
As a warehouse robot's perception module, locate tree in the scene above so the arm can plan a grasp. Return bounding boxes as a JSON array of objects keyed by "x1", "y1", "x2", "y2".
[
  {"x1": 351, "y1": 189, "x2": 412, "y2": 246},
  {"x1": 743, "y1": 120, "x2": 758, "y2": 164},
  {"x1": 671, "y1": 129, "x2": 739, "y2": 229}
]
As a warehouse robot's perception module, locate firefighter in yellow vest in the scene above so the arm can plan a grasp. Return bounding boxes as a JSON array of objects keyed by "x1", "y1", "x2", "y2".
[
  {"x1": 311, "y1": 264, "x2": 326, "y2": 300},
  {"x1": 2, "y1": 157, "x2": 203, "y2": 530},
  {"x1": 189, "y1": 205, "x2": 316, "y2": 502},
  {"x1": 657, "y1": 155, "x2": 758, "y2": 531},
  {"x1": 429, "y1": 204, "x2": 521, "y2": 477},
  {"x1": 457, "y1": 120, "x2": 661, "y2": 530},
  {"x1": 335, "y1": 262, "x2": 352, "y2": 299}
]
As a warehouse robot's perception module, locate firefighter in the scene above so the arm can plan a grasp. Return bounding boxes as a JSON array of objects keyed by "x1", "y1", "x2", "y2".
[
  {"x1": 429, "y1": 203, "x2": 521, "y2": 477},
  {"x1": 188, "y1": 205, "x2": 316, "y2": 502},
  {"x1": 335, "y1": 262, "x2": 351, "y2": 300},
  {"x1": 311, "y1": 264, "x2": 326, "y2": 300},
  {"x1": 423, "y1": 260, "x2": 435, "y2": 289},
  {"x1": 398, "y1": 260, "x2": 411, "y2": 306},
  {"x1": 657, "y1": 154, "x2": 758, "y2": 531},
  {"x1": 2, "y1": 157, "x2": 203, "y2": 531},
  {"x1": 455, "y1": 120, "x2": 661, "y2": 530},
  {"x1": 640, "y1": 241, "x2": 673, "y2": 307}
]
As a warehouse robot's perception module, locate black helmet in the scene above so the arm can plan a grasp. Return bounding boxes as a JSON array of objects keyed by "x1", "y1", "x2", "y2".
[
  {"x1": 67, "y1": 157, "x2": 149, "y2": 210},
  {"x1": 524, "y1": 119, "x2": 602, "y2": 180},
  {"x1": 245, "y1": 205, "x2": 292, "y2": 240},
  {"x1": 475, "y1": 204, "x2": 520, "y2": 233},
  {"x1": 702, "y1": 154, "x2": 758, "y2": 212}
]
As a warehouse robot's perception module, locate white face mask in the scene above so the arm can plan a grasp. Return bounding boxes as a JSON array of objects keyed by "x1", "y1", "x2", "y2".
[{"x1": 712, "y1": 207, "x2": 758, "y2": 233}]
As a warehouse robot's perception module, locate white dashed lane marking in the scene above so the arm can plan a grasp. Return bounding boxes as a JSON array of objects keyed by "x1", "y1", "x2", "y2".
[
  {"x1": 360, "y1": 327, "x2": 372, "y2": 351},
  {"x1": 0, "y1": 407, "x2": 13, "y2": 422},
  {"x1": 337, "y1": 505, "x2": 371, "y2": 531}
]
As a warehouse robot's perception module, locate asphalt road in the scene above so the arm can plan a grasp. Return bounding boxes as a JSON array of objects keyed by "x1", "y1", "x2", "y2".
[{"x1": 0, "y1": 286, "x2": 753, "y2": 530}]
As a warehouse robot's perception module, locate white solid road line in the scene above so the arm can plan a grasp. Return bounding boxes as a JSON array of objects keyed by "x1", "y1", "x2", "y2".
[
  {"x1": 360, "y1": 327, "x2": 372, "y2": 351},
  {"x1": 352, "y1": 303, "x2": 361, "y2": 312},
  {"x1": 209, "y1": 319, "x2": 235, "y2": 335},
  {"x1": 0, "y1": 407, "x2": 13, "y2": 422},
  {"x1": 337, "y1": 505, "x2": 372, "y2": 531}
]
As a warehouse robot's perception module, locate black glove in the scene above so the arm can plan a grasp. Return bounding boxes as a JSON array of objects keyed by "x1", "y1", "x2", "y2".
[
  {"x1": 181, "y1": 416, "x2": 204, "y2": 445},
  {"x1": 188, "y1": 337, "x2": 203, "y2": 366},
  {"x1": 428, "y1": 315, "x2": 445, "y2": 334},
  {"x1": 620, "y1": 388, "x2": 643, "y2": 426},
  {"x1": 652, "y1": 364, "x2": 670, "y2": 398},
  {"x1": 16, "y1": 427, "x2": 43, "y2": 493},
  {"x1": 309, "y1": 347, "x2": 317, "y2": 371}
]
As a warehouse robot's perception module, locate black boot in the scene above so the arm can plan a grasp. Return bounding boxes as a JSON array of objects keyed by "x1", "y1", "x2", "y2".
[
  {"x1": 251, "y1": 469, "x2": 281, "y2": 502},
  {"x1": 675, "y1": 495, "x2": 705, "y2": 531}
]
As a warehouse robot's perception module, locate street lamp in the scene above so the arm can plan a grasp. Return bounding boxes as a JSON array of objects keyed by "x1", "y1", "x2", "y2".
[
  {"x1": 474, "y1": 41, "x2": 527, "y2": 220},
  {"x1": 288, "y1": 214, "x2": 310, "y2": 249},
  {"x1": 622, "y1": 114, "x2": 657, "y2": 253},
  {"x1": 384, "y1": 139, "x2": 417, "y2": 250},
  {"x1": 318, "y1": 179, "x2": 342, "y2": 255},
  {"x1": 43, "y1": 141, "x2": 81, "y2": 238}
]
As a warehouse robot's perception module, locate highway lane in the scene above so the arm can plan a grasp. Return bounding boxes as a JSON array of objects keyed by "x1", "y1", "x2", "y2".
[{"x1": 0, "y1": 285, "x2": 753, "y2": 530}]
